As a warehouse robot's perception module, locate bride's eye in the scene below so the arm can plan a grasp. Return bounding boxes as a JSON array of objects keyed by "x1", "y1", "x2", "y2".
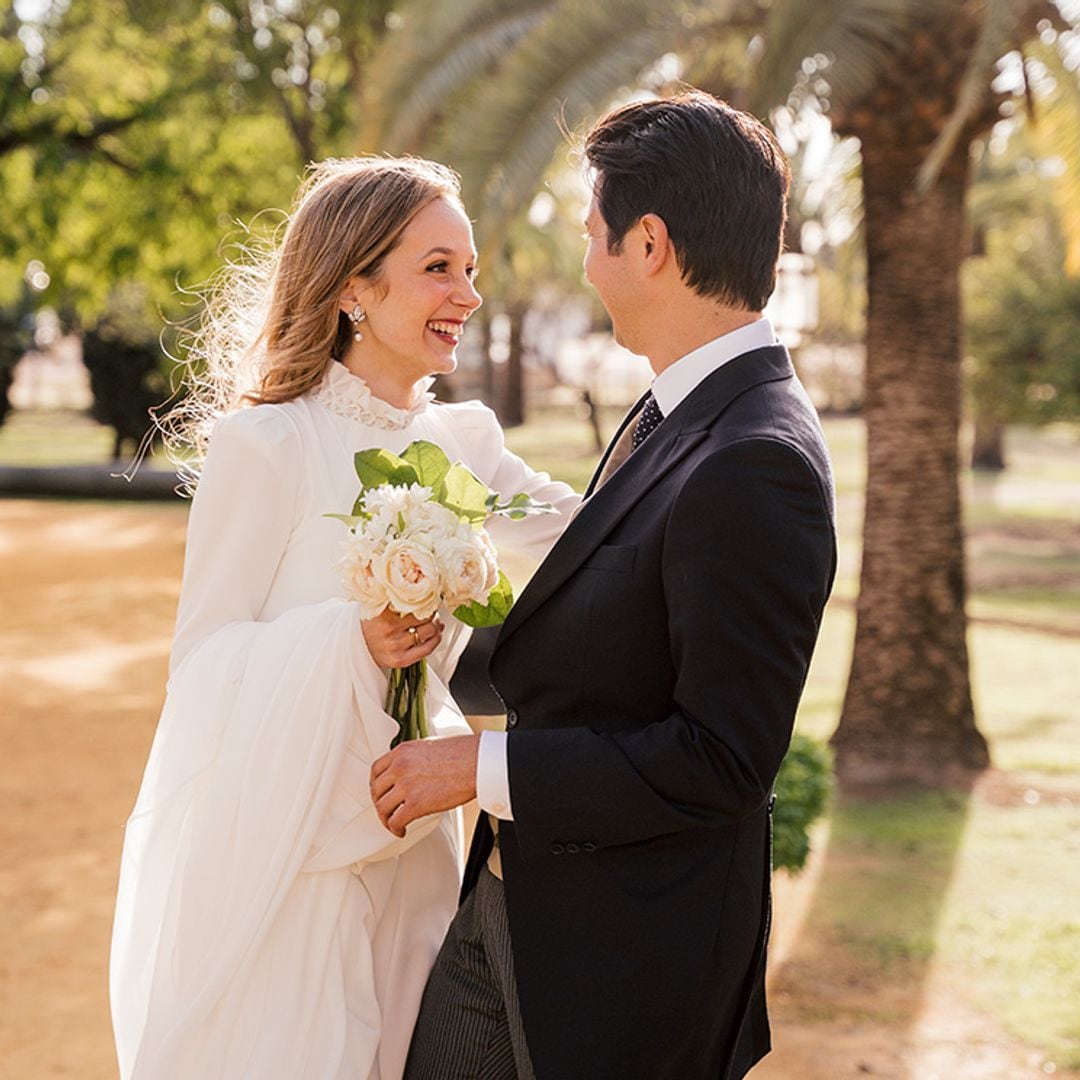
[{"x1": 426, "y1": 261, "x2": 449, "y2": 273}]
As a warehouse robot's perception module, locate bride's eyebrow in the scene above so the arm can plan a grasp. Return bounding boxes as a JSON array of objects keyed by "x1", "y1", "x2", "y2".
[{"x1": 417, "y1": 247, "x2": 479, "y2": 263}]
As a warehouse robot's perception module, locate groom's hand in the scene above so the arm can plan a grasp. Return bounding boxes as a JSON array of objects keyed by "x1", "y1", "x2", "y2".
[{"x1": 370, "y1": 735, "x2": 480, "y2": 837}]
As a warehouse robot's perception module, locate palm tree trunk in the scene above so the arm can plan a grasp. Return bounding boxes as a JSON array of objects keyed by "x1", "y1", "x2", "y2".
[{"x1": 831, "y1": 122, "x2": 989, "y2": 787}]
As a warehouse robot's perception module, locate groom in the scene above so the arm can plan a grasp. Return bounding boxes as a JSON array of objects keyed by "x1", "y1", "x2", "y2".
[{"x1": 371, "y1": 91, "x2": 836, "y2": 1079}]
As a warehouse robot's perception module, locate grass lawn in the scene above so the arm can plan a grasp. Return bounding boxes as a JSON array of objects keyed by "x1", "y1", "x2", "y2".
[{"x1": 2, "y1": 405, "x2": 1079, "y2": 1076}]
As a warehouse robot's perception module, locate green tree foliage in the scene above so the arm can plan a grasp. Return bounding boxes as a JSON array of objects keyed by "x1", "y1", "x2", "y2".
[
  {"x1": 964, "y1": 42, "x2": 1080, "y2": 453},
  {"x1": 967, "y1": 247, "x2": 1080, "y2": 430},
  {"x1": 0, "y1": 0, "x2": 396, "y2": 316},
  {"x1": 1, "y1": 1, "x2": 401, "y2": 447}
]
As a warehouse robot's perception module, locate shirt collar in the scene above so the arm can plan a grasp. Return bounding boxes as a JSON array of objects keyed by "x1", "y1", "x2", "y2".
[{"x1": 651, "y1": 317, "x2": 777, "y2": 418}]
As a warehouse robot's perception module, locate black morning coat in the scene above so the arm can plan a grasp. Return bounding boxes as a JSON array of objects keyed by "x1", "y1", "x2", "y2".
[{"x1": 461, "y1": 344, "x2": 838, "y2": 1080}]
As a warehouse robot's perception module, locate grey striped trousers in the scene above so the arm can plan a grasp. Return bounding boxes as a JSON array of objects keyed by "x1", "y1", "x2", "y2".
[{"x1": 404, "y1": 866, "x2": 536, "y2": 1079}]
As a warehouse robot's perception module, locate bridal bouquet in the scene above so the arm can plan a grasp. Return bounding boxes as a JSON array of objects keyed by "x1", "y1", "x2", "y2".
[{"x1": 330, "y1": 440, "x2": 554, "y2": 746}]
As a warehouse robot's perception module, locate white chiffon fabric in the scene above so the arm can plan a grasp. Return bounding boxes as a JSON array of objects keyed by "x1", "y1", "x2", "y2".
[{"x1": 110, "y1": 362, "x2": 579, "y2": 1080}]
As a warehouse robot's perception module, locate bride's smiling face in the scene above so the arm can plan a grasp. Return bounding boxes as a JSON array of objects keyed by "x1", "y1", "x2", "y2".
[{"x1": 343, "y1": 197, "x2": 482, "y2": 390}]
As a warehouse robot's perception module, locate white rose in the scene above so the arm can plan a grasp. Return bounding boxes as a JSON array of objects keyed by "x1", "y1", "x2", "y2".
[
  {"x1": 338, "y1": 532, "x2": 390, "y2": 618},
  {"x1": 437, "y1": 529, "x2": 500, "y2": 610},
  {"x1": 377, "y1": 535, "x2": 443, "y2": 619}
]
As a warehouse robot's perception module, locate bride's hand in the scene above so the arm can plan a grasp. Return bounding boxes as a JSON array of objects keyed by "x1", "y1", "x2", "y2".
[{"x1": 361, "y1": 610, "x2": 444, "y2": 669}]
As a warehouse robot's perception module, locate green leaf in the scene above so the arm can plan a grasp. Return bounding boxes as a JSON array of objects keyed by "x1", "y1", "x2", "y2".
[
  {"x1": 487, "y1": 490, "x2": 557, "y2": 519},
  {"x1": 453, "y1": 570, "x2": 515, "y2": 628},
  {"x1": 439, "y1": 463, "x2": 491, "y2": 523},
  {"x1": 354, "y1": 448, "x2": 419, "y2": 490},
  {"x1": 401, "y1": 439, "x2": 452, "y2": 488}
]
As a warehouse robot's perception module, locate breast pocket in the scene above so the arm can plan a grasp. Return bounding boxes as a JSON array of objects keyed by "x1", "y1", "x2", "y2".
[{"x1": 581, "y1": 543, "x2": 637, "y2": 574}]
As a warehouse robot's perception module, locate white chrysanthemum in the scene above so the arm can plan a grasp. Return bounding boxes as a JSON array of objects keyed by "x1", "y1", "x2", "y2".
[
  {"x1": 361, "y1": 483, "x2": 435, "y2": 540},
  {"x1": 361, "y1": 482, "x2": 434, "y2": 517},
  {"x1": 377, "y1": 535, "x2": 443, "y2": 619},
  {"x1": 338, "y1": 531, "x2": 390, "y2": 619}
]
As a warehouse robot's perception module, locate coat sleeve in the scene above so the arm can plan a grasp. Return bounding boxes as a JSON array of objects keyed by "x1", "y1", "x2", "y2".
[{"x1": 505, "y1": 439, "x2": 836, "y2": 859}]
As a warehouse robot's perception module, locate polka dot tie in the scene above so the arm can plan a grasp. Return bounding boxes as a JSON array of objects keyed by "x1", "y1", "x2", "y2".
[{"x1": 631, "y1": 391, "x2": 664, "y2": 450}]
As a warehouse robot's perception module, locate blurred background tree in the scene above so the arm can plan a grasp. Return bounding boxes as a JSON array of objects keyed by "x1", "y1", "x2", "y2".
[
  {"x1": 0, "y1": 0, "x2": 403, "y2": 456},
  {"x1": 0, "y1": 287, "x2": 35, "y2": 425},
  {"x1": 79, "y1": 282, "x2": 168, "y2": 461},
  {"x1": 965, "y1": 39, "x2": 1080, "y2": 469}
]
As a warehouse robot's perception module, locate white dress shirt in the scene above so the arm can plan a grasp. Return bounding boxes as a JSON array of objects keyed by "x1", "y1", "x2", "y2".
[{"x1": 476, "y1": 317, "x2": 778, "y2": 820}]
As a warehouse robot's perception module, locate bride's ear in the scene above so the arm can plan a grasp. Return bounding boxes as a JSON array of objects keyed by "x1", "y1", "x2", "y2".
[{"x1": 338, "y1": 276, "x2": 368, "y2": 316}]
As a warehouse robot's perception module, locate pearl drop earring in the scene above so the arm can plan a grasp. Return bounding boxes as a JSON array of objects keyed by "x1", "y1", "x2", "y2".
[{"x1": 349, "y1": 304, "x2": 366, "y2": 342}]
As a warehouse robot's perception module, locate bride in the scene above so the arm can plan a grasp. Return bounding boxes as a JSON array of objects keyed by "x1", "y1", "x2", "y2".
[{"x1": 110, "y1": 157, "x2": 580, "y2": 1079}]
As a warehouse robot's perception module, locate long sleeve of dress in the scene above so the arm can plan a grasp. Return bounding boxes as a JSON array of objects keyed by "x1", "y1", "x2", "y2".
[
  {"x1": 168, "y1": 407, "x2": 306, "y2": 672},
  {"x1": 452, "y1": 400, "x2": 581, "y2": 560}
]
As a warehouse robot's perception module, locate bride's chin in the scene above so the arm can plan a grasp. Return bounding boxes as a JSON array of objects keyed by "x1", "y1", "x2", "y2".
[{"x1": 427, "y1": 353, "x2": 458, "y2": 376}]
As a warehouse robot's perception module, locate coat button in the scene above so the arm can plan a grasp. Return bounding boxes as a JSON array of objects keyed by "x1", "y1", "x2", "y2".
[
  {"x1": 583, "y1": 841, "x2": 596, "y2": 853},
  {"x1": 506, "y1": 708, "x2": 519, "y2": 728},
  {"x1": 565, "y1": 842, "x2": 580, "y2": 854},
  {"x1": 550, "y1": 842, "x2": 565, "y2": 855}
]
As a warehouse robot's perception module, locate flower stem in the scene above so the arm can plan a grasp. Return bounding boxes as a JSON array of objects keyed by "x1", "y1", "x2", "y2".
[{"x1": 386, "y1": 659, "x2": 428, "y2": 747}]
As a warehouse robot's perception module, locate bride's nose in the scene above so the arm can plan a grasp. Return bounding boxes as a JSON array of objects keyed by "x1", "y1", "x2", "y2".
[{"x1": 453, "y1": 275, "x2": 482, "y2": 313}]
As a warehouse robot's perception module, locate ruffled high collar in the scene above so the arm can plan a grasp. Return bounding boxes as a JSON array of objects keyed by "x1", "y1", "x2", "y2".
[{"x1": 312, "y1": 361, "x2": 434, "y2": 430}]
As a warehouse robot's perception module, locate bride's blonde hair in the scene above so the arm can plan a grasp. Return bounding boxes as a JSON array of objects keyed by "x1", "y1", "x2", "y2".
[{"x1": 164, "y1": 156, "x2": 462, "y2": 487}]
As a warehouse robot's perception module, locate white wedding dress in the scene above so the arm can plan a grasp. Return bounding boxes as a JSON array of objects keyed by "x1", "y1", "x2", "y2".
[{"x1": 110, "y1": 361, "x2": 580, "y2": 1080}]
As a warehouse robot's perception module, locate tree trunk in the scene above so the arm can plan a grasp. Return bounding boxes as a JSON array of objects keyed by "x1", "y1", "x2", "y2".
[
  {"x1": 478, "y1": 308, "x2": 496, "y2": 407},
  {"x1": 580, "y1": 388, "x2": 605, "y2": 454},
  {"x1": 831, "y1": 38, "x2": 993, "y2": 787},
  {"x1": 502, "y1": 304, "x2": 526, "y2": 428},
  {"x1": 971, "y1": 414, "x2": 1006, "y2": 471}
]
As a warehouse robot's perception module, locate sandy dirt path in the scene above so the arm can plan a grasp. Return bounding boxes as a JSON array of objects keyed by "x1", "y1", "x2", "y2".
[{"x1": 0, "y1": 499, "x2": 1069, "y2": 1079}]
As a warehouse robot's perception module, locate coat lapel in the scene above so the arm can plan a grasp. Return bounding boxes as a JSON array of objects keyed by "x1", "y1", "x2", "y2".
[{"x1": 496, "y1": 345, "x2": 794, "y2": 649}]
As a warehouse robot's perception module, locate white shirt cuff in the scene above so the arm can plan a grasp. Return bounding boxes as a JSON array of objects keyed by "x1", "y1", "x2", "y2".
[{"x1": 476, "y1": 730, "x2": 514, "y2": 820}]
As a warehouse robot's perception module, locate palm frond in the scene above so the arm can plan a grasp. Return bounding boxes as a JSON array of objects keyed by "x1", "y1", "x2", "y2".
[
  {"x1": 914, "y1": 0, "x2": 1025, "y2": 192},
  {"x1": 1028, "y1": 39, "x2": 1080, "y2": 273},
  {"x1": 382, "y1": 11, "x2": 549, "y2": 152},
  {"x1": 428, "y1": 0, "x2": 692, "y2": 252},
  {"x1": 359, "y1": 0, "x2": 553, "y2": 151},
  {"x1": 754, "y1": 0, "x2": 939, "y2": 115}
]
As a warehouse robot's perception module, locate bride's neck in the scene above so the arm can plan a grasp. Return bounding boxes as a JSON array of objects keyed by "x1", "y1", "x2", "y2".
[{"x1": 341, "y1": 354, "x2": 423, "y2": 410}]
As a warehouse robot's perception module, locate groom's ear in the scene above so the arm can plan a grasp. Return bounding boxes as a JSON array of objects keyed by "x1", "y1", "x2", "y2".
[{"x1": 638, "y1": 213, "x2": 671, "y2": 277}]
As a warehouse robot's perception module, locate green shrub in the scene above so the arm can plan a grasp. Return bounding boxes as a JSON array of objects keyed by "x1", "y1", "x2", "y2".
[{"x1": 772, "y1": 733, "x2": 833, "y2": 873}]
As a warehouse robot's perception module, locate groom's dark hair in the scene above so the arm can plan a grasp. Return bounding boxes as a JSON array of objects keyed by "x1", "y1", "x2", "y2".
[{"x1": 584, "y1": 91, "x2": 790, "y2": 311}]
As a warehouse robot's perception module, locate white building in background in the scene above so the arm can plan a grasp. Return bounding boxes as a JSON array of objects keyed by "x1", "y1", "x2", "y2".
[{"x1": 766, "y1": 252, "x2": 819, "y2": 349}]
